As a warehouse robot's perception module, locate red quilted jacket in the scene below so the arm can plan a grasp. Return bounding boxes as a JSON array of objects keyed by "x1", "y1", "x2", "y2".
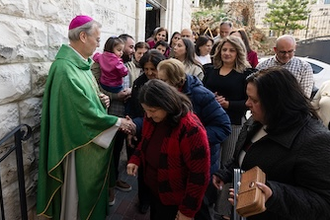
[{"x1": 128, "y1": 112, "x2": 210, "y2": 218}]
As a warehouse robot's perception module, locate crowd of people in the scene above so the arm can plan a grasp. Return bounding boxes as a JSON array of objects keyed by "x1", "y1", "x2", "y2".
[{"x1": 37, "y1": 14, "x2": 330, "y2": 220}]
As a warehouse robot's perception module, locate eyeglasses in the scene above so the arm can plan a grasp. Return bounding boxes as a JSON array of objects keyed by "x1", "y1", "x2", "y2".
[{"x1": 278, "y1": 50, "x2": 295, "y2": 55}]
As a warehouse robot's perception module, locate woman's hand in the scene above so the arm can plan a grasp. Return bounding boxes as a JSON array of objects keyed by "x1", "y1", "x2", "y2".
[
  {"x1": 127, "y1": 163, "x2": 138, "y2": 176},
  {"x1": 214, "y1": 92, "x2": 229, "y2": 109},
  {"x1": 228, "y1": 182, "x2": 272, "y2": 206},
  {"x1": 256, "y1": 182, "x2": 273, "y2": 202},
  {"x1": 98, "y1": 93, "x2": 110, "y2": 108},
  {"x1": 212, "y1": 174, "x2": 224, "y2": 190},
  {"x1": 175, "y1": 210, "x2": 192, "y2": 220},
  {"x1": 228, "y1": 187, "x2": 235, "y2": 205}
]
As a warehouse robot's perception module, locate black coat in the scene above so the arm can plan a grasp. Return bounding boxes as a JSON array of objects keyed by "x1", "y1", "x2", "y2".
[{"x1": 215, "y1": 116, "x2": 330, "y2": 220}]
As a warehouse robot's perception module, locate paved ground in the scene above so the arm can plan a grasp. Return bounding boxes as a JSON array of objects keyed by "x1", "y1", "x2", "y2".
[{"x1": 106, "y1": 148, "x2": 150, "y2": 220}]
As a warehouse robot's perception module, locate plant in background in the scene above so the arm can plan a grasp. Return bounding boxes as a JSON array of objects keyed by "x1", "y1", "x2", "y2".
[
  {"x1": 192, "y1": 9, "x2": 229, "y2": 37},
  {"x1": 264, "y1": 0, "x2": 312, "y2": 36},
  {"x1": 199, "y1": 0, "x2": 224, "y2": 9}
]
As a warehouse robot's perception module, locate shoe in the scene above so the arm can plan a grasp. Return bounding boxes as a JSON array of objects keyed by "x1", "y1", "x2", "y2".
[
  {"x1": 109, "y1": 187, "x2": 115, "y2": 206},
  {"x1": 115, "y1": 180, "x2": 132, "y2": 192},
  {"x1": 139, "y1": 204, "x2": 149, "y2": 214}
]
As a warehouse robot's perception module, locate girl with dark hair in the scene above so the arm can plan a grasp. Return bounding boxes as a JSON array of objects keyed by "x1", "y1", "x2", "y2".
[
  {"x1": 173, "y1": 38, "x2": 204, "y2": 80},
  {"x1": 127, "y1": 79, "x2": 210, "y2": 220},
  {"x1": 213, "y1": 67, "x2": 330, "y2": 220},
  {"x1": 93, "y1": 36, "x2": 128, "y2": 93},
  {"x1": 153, "y1": 40, "x2": 170, "y2": 57}
]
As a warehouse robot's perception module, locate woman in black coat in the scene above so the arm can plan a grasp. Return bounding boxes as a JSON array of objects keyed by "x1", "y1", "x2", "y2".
[{"x1": 213, "y1": 67, "x2": 330, "y2": 220}]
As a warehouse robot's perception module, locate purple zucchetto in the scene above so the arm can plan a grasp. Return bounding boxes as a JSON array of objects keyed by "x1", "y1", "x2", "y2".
[{"x1": 69, "y1": 15, "x2": 93, "y2": 30}]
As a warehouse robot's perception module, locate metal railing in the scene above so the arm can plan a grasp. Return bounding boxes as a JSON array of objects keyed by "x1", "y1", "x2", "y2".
[{"x1": 0, "y1": 124, "x2": 32, "y2": 220}]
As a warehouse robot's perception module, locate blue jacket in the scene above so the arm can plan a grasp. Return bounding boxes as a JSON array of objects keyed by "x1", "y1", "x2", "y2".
[{"x1": 182, "y1": 75, "x2": 231, "y2": 175}]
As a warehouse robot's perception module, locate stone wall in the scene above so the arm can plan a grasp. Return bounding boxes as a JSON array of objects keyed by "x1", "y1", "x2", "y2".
[{"x1": 0, "y1": 0, "x2": 191, "y2": 219}]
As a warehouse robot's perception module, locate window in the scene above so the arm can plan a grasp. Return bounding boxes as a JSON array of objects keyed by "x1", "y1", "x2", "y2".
[{"x1": 308, "y1": 62, "x2": 324, "y2": 74}]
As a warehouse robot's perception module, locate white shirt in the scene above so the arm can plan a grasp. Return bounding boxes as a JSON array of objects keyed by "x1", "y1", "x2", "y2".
[{"x1": 196, "y1": 54, "x2": 212, "y2": 65}]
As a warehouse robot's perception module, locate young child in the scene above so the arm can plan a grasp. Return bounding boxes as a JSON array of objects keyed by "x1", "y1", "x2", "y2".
[
  {"x1": 154, "y1": 40, "x2": 170, "y2": 58},
  {"x1": 93, "y1": 36, "x2": 128, "y2": 93}
]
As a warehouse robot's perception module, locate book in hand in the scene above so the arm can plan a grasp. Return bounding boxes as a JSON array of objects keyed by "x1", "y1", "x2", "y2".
[{"x1": 236, "y1": 166, "x2": 267, "y2": 217}]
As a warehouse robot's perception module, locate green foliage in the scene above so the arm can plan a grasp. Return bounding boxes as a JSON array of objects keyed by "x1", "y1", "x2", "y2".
[
  {"x1": 264, "y1": 0, "x2": 311, "y2": 36},
  {"x1": 192, "y1": 9, "x2": 227, "y2": 22},
  {"x1": 199, "y1": 0, "x2": 224, "y2": 9}
]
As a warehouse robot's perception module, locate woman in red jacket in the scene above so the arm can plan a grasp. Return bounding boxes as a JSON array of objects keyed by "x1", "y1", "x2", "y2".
[{"x1": 127, "y1": 79, "x2": 210, "y2": 220}]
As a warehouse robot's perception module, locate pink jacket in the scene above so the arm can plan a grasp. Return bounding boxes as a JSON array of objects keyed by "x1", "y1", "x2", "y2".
[{"x1": 93, "y1": 52, "x2": 128, "y2": 87}]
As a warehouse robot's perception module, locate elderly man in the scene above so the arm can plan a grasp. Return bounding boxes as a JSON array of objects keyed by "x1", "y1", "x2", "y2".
[
  {"x1": 257, "y1": 35, "x2": 314, "y2": 98},
  {"x1": 37, "y1": 15, "x2": 134, "y2": 220}
]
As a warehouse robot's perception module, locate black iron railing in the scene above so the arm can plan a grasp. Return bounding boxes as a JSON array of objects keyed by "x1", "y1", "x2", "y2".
[{"x1": 0, "y1": 124, "x2": 32, "y2": 220}]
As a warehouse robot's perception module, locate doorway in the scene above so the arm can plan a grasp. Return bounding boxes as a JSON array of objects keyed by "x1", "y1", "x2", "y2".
[{"x1": 145, "y1": 3, "x2": 160, "y2": 40}]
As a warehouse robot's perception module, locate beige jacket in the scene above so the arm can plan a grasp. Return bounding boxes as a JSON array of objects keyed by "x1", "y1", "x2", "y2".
[{"x1": 311, "y1": 80, "x2": 330, "y2": 128}]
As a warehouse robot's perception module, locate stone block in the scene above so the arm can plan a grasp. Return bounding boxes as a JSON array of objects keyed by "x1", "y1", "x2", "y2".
[
  {"x1": 0, "y1": 0, "x2": 29, "y2": 16},
  {"x1": 0, "y1": 63, "x2": 31, "y2": 105},
  {"x1": 1, "y1": 181, "x2": 22, "y2": 219},
  {"x1": 31, "y1": 62, "x2": 51, "y2": 96},
  {"x1": 0, "y1": 14, "x2": 48, "y2": 63},
  {"x1": 0, "y1": 103, "x2": 19, "y2": 139},
  {"x1": 19, "y1": 98, "x2": 42, "y2": 129}
]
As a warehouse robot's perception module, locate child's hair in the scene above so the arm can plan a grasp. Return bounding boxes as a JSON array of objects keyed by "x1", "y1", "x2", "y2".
[
  {"x1": 103, "y1": 36, "x2": 124, "y2": 53},
  {"x1": 135, "y1": 41, "x2": 150, "y2": 51},
  {"x1": 154, "y1": 40, "x2": 169, "y2": 50}
]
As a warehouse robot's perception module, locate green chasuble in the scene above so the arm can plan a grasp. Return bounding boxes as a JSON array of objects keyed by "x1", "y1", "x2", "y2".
[{"x1": 37, "y1": 44, "x2": 119, "y2": 220}]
